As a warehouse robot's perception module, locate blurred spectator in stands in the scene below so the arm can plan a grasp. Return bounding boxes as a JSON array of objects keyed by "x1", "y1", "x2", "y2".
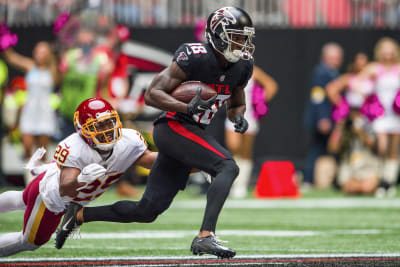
[
  {"x1": 0, "y1": 58, "x2": 7, "y2": 103},
  {"x1": 113, "y1": 0, "x2": 141, "y2": 25},
  {"x1": 264, "y1": 0, "x2": 286, "y2": 26},
  {"x1": 3, "y1": 42, "x2": 58, "y2": 185},
  {"x1": 328, "y1": 110, "x2": 379, "y2": 195},
  {"x1": 302, "y1": 42, "x2": 343, "y2": 189},
  {"x1": 319, "y1": 0, "x2": 352, "y2": 28},
  {"x1": 0, "y1": 58, "x2": 7, "y2": 185},
  {"x1": 0, "y1": 0, "x2": 7, "y2": 24},
  {"x1": 283, "y1": 0, "x2": 316, "y2": 28},
  {"x1": 226, "y1": 66, "x2": 278, "y2": 198},
  {"x1": 2, "y1": 77, "x2": 25, "y2": 143},
  {"x1": 7, "y1": 0, "x2": 30, "y2": 26},
  {"x1": 383, "y1": 0, "x2": 399, "y2": 28},
  {"x1": 57, "y1": 26, "x2": 112, "y2": 140},
  {"x1": 351, "y1": 0, "x2": 386, "y2": 27},
  {"x1": 54, "y1": 13, "x2": 81, "y2": 54},
  {"x1": 355, "y1": 37, "x2": 400, "y2": 197},
  {"x1": 94, "y1": 24, "x2": 129, "y2": 107}
]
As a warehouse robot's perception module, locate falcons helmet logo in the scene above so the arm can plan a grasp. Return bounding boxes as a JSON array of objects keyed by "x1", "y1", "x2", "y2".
[{"x1": 209, "y1": 8, "x2": 236, "y2": 33}]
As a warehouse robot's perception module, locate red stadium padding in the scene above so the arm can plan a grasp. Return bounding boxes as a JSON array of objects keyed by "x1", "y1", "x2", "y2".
[{"x1": 254, "y1": 161, "x2": 301, "y2": 199}]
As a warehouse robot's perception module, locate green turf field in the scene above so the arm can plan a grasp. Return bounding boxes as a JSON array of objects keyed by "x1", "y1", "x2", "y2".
[{"x1": 1, "y1": 186, "x2": 400, "y2": 259}]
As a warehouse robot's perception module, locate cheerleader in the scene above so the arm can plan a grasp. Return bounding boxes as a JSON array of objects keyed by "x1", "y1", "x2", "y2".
[{"x1": 355, "y1": 38, "x2": 400, "y2": 197}]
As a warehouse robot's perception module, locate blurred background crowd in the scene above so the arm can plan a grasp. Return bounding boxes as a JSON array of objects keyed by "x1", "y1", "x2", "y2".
[
  {"x1": 3, "y1": 0, "x2": 400, "y2": 28},
  {"x1": 0, "y1": 0, "x2": 400, "y2": 200}
]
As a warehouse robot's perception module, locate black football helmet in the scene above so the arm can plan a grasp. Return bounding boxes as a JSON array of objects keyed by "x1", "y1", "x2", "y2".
[{"x1": 206, "y1": 7, "x2": 255, "y2": 63}]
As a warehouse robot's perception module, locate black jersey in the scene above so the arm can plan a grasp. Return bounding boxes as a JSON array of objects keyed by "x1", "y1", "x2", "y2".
[{"x1": 158, "y1": 42, "x2": 253, "y2": 126}]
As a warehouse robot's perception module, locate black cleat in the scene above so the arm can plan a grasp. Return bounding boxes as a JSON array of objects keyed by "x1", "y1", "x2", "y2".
[
  {"x1": 190, "y1": 235, "x2": 236, "y2": 259},
  {"x1": 55, "y1": 202, "x2": 82, "y2": 249}
]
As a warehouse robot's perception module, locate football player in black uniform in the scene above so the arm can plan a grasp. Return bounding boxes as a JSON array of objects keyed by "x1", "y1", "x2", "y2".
[{"x1": 56, "y1": 7, "x2": 255, "y2": 258}]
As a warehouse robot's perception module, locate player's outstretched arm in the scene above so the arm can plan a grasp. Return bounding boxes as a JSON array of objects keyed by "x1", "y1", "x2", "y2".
[
  {"x1": 144, "y1": 62, "x2": 188, "y2": 113},
  {"x1": 135, "y1": 150, "x2": 158, "y2": 169}
]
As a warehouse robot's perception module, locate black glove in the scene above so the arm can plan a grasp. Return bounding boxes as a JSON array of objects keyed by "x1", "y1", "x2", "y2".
[
  {"x1": 187, "y1": 87, "x2": 217, "y2": 115},
  {"x1": 233, "y1": 114, "x2": 248, "y2": 134}
]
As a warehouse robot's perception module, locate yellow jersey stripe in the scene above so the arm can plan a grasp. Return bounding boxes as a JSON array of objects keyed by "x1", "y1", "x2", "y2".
[{"x1": 28, "y1": 201, "x2": 46, "y2": 244}]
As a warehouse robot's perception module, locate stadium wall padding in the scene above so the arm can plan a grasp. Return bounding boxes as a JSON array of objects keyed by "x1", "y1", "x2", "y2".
[{"x1": 8, "y1": 26, "x2": 400, "y2": 170}]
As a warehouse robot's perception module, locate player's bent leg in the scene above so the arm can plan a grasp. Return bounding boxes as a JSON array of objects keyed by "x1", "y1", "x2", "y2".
[
  {"x1": 0, "y1": 232, "x2": 38, "y2": 257},
  {"x1": 190, "y1": 159, "x2": 238, "y2": 258},
  {"x1": 0, "y1": 191, "x2": 26, "y2": 213}
]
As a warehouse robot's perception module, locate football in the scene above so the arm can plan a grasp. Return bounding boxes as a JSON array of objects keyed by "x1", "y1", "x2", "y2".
[{"x1": 170, "y1": 81, "x2": 217, "y2": 103}]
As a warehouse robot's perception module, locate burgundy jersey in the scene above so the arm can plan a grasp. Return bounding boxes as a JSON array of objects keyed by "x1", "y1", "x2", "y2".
[{"x1": 157, "y1": 42, "x2": 253, "y2": 125}]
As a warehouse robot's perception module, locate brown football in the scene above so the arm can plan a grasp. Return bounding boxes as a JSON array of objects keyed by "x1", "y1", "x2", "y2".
[{"x1": 171, "y1": 81, "x2": 217, "y2": 103}]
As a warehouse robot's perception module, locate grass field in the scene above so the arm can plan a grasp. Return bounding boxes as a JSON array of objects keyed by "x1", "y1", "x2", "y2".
[{"x1": 1, "y1": 186, "x2": 400, "y2": 266}]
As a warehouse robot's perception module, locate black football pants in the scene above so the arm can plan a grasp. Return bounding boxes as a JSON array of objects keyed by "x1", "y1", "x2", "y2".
[{"x1": 83, "y1": 119, "x2": 239, "y2": 232}]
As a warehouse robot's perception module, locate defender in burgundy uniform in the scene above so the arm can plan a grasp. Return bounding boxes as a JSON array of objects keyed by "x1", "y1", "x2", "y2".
[{"x1": 56, "y1": 7, "x2": 255, "y2": 258}]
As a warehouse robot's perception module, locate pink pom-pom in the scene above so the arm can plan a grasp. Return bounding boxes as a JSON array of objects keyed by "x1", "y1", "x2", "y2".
[
  {"x1": 0, "y1": 24, "x2": 18, "y2": 52},
  {"x1": 360, "y1": 94, "x2": 385, "y2": 122},
  {"x1": 53, "y1": 12, "x2": 70, "y2": 34},
  {"x1": 392, "y1": 89, "x2": 400, "y2": 114},
  {"x1": 251, "y1": 82, "x2": 268, "y2": 120},
  {"x1": 332, "y1": 97, "x2": 350, "y2": 122},
  {"x1": 194, "y1": 18, "x2": 207, "y2": 42}
]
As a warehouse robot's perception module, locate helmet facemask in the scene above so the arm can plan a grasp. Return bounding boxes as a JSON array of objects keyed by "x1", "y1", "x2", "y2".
[
  {"x1": 220, "y1": 26, "x2": 255, "y2": 63},
  {"x1": 75, "y1": 110, "x2": 122, "y2": 151}
]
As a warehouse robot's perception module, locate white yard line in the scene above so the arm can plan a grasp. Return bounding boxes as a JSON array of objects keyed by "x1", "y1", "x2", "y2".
[
  {"x1": 167, "y1": 198, "x2": 400, "y2": 209},
  {"x1": 88, "y1": 198, "x2": 400, "y2": 209},
  {"x1": 0, "y1": 229, "x2": 390, "y2": 240},
  {"x1": 2, "y1": 229, "x2": 385, "y2": 240},
  {"x1": 3, "y1": 253, "x2": 400, "y2": 262}
]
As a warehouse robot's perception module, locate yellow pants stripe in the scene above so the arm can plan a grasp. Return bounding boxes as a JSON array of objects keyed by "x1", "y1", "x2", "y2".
[{"x1": 28, "y1": 201, "x2": 46, "y2": 244}]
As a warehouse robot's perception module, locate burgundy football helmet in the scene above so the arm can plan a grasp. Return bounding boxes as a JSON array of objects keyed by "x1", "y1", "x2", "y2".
[{"x1": 74, "y1": 98, "x2": 122, "y2": 151}]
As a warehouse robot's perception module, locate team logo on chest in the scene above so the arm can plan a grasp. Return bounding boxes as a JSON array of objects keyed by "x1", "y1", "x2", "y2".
[
  {"x1": 177, "y1": 52, "x2": 188, "y2": 62},
  {"x1": 219, "y1": 75, "x2": 225, "y2": 82}
]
